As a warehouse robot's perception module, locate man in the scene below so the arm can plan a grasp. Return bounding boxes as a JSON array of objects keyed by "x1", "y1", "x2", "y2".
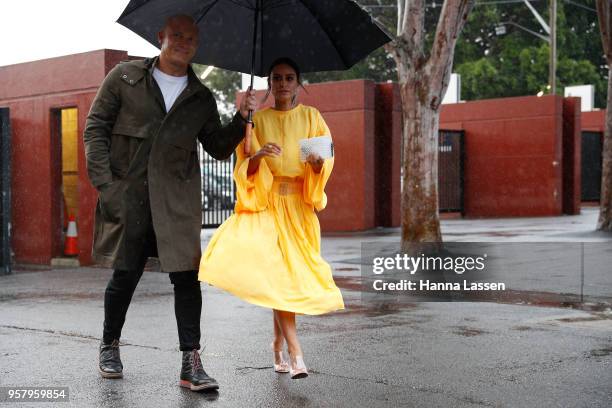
[{"x1": 83, "y1": 14, "x2": 257, "y2": 391}]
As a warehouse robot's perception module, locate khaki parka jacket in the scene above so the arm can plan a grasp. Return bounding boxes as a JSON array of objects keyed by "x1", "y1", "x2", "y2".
[{"x1": 84, "y1": 57, "x2": 245, "y2": 272}]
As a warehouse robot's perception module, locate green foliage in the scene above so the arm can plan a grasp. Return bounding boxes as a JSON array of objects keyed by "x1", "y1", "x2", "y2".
[
  {"x1": 192, "y1": 0, "x2": 607, "y2": 110},
  {"x1": 192, "y1": 64, "x2": 241, "y2": 124},
  {"x1": 302, "y1": 47, "x2": 397, "y2": 84},
  {"x1": 447, "y1": 0, "x2": 606, "y2": 106},
  {"x1": 455, "y1": 58, "x2": 505, "y2": 99},
  {"x1": 360, "y1": 0, "x2": 606, "y2": 107}
]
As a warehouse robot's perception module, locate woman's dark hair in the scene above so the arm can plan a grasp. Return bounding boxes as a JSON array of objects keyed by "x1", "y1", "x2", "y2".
[{"x1": 263, "y1": 57, "x2": 307, "y2": 105}]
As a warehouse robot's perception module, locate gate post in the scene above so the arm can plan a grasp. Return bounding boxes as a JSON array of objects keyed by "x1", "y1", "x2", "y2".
[
  {"x1": 0, "y1": 107, "x2": 11, "y2": 275},
  {"x1": 438, "y1": 129, "x2": 464, "y2": 214}
]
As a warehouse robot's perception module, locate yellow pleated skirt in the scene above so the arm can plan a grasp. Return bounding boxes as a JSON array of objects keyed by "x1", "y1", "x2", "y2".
[{"x1": 199, "y1": 178, "x2": 345, "y2": 315}]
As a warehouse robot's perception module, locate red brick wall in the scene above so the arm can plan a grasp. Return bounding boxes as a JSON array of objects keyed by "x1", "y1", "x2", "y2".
[
  {"x1": 2, "y1": 48, "x2": 603, "y2": 265},
  {"x1": 440, "y1": 95, "x2": 565, "y2": 217},
  {"x1": 0, "y1": 50, "x2": 127, "y2": 265},
  {"x1": 581, "y1": 110, "x2": 605, "y2": 132},
  {"x1": 242, "y1": 84, "x2": 585, "y2": 225}
]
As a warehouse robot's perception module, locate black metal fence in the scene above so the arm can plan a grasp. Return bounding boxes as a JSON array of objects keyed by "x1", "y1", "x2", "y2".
[
  {"x1": 1, "y1": 108, "x2": 11, "y2": 275},
  {"x1": 438, "y1": 130, "x2": 464, "y2": 213},
  {"x1": 199, "y1": 130, "x2": 465, "y2": 228},
  {"x1": 199, "y1": 145, "x2": 235, "y2": 228},
  {"x1": 581, "y1": 131, "x2": 603, "y2": 201}
]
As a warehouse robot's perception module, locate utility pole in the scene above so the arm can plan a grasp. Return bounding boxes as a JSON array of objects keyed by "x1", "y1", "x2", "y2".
[
  {"x1": 549, "y1": 0, "x2": 557, "y2": 94},
  {"x1": 397, "y1": 0, "x2": 403, "y2": 36},
  {"x1": 521, "y1": 0, "x2": 556, "y2": 93}
]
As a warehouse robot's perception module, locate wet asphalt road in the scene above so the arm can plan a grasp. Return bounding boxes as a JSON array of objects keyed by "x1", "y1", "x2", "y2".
[{"x1": 1, "y1": 266, "x2": 611, "y2": 408}]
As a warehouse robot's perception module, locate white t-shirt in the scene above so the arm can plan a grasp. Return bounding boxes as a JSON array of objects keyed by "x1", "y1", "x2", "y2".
[{"x1": 152, "y1": 67, "x2": 188, "y2": 112}]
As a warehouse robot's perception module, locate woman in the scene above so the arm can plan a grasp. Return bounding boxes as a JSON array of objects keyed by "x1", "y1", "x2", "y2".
[{"x1": 198, "y1": 57, "x2": 344, "y2": 379}]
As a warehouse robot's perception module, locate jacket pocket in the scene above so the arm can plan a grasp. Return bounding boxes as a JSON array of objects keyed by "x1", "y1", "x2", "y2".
[
  {"x1": 163, "y1": 134, "x2": 198, "y2": 181},
  {"x1": 99, "y1": 181, "x2": 124, "y2": 224},
  {"x1": 110, "y1": 124, "x2": 151, "y2": 177},
  {"x1": 111, "y1": 124, "x2": 150, "y2": 139},
  {"x1": 163, "y1": 133, "x2": 197, "y2": 152}
]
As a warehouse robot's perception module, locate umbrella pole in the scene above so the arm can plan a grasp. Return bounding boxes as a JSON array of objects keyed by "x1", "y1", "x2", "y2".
[{"x1": 244, "y1": 0, "x2": 261, "y2": 156}]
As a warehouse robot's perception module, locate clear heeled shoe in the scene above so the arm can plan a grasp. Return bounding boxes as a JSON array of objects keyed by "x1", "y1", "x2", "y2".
[
  {"x1": 271, "y1": 343, "x2": 289, "y2": 373},
  {"x1": 289, "y1": 354, "x2": 309, "y2": 379}
]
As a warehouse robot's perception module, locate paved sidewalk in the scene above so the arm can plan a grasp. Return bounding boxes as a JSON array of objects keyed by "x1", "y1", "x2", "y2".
[
  {"x1": 204, "y1": 207, "x2": 612, "y2": 302},
  {"x1": 0, "y1": 207, "x2": 610, "y2": 407}
]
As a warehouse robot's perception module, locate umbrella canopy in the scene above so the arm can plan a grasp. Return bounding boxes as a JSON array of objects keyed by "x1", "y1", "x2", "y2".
[{"x1": 117, "y1": 0, "x2": 391, "y2": 76}]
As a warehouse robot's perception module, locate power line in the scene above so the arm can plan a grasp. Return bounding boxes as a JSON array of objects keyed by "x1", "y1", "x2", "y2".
[
  {"x1": 364, "y1": 0, "x2": 594, "y2": 9},
  {"x1": 563, "y1": 0, "x2": 596, "y2": 13},
  {"x1": 363, "y1": 0, "x2": 547, "y2": 8},
  {"x1": 362, "y1": 0, "x2": 597, "y2": 20},
  {"x1": 476, "y1": 0, "x2": 543, "y2": 4}
]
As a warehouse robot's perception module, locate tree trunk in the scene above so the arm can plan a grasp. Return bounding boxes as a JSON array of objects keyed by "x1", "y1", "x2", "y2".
[
  {"x1": 387, "y1": 0, "x2": 473, "y2": 254},
  {"x1": 399, "y1": 74, "x2": 442, "y2": 253},
  {"x1": 597, "y1": 66, "x2": 612, "y2": 231}
]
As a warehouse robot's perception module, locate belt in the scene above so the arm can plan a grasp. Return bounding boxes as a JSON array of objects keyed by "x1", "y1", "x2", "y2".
[{"x1": 271, "y1": 177, "x2": 303, "y2": 196}]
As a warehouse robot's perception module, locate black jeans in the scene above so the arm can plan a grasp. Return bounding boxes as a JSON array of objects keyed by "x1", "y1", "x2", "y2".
[{"x1": 102, "y1": 234, "x2": 202, "y2": 351}]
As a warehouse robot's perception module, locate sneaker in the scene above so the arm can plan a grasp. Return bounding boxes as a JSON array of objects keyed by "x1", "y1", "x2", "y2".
[
  {"x1": 99, "y1": 339, "x2": 123, "y2": 379},
  {"x1": 179, "y1": 350, "x2": 219, "y2": 391}
]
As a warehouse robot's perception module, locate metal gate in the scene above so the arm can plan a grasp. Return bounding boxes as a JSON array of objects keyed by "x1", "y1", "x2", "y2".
[
  {"x1": 199, "y1": 146, "x2": 236, "y2": 227},
  {"x1": 438, "y1": 130, "x2": 464, "y2": 213},
  {"x1": 581, "y1": 131, "x2": 603, "y2": 201},
  {"x1": 1, "y1": 108, "x2": 11, "y2": 275}
]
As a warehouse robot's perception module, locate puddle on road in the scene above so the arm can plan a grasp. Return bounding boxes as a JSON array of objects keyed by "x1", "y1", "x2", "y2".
[
  {"x1": 451, "y1": 325, "x2": 489, "y2": 337},
  {"x1": 491, "y1": 290, "x2": 612, "y2": 313},
  {"x1": 485, "y1": 231, "x2": 519, "y2": 237},
  {"x1": 0, "y1": 292, "x2": 102, "y2": 302},
  {"x1": 334, "y1": 276, "x2": 418, "y2": 317},
  {"x1": 589, "y1": 347, "x2": 612, "y2": 357},
  {"x1": 510, "y1": 324, "x2": 557, "y2": 332},
  {"x1": 333, "y1": 276, "x2": 363, "y2": 292},
  {"x1": 340, "y1": 301, "x2": 417, "y2": 317},
  {"x1": 333, "y1": 276, "x2": 612, "y2": 329},
  {"x1": 557, "y1": 314, "x2": 612, "y2": 323},
  {"x1": 0, "y1": 290, "x2": 172, "y2": 302},
  {"x1": 235, "y1": 365, "x2": 272, "y2": 375},
  {"x1": 335, "y1": 275, "x2": 612, "y2": 312}
]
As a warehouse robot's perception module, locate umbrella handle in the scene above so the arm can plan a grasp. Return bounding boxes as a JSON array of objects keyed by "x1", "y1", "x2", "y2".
[{"x1": 244, "y1": 121, "x2": 253, "y2": 156}]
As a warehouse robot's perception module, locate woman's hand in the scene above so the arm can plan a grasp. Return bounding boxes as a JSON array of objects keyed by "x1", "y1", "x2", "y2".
[
  {"x1": 254, "y1": 143, "x2": 282, "y2": 160},
  {"x1": 247, "y1": 143, "x2": 282, "y2": 175},
  {"x1": 306, "y1": 153, "x2": 324, "y2": 174}
]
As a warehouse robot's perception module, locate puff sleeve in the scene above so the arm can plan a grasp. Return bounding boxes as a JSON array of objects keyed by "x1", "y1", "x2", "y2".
[
  {"x1": 303, "y1": 110, "x2": 334, "y2": 212},
  {"x1": 232, "y1": 128, "x2": 274, "y2": 213}
]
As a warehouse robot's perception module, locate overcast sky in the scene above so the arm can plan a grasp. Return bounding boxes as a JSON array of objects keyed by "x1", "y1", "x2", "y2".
[{"x1": 0, "y1": 0, "x2": 160, "y2": 67}]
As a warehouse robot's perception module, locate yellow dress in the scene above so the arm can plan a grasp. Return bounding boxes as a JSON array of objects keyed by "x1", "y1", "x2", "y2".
[{"x1": 198, "y1": 104, "x2": 345, "y2": 315}]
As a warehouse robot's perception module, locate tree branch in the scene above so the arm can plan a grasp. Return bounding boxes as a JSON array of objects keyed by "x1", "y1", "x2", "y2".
[
  {"x1": 399, "y1": 0, "x2": 426, "y2": 61},
  {"x1": 385, "y1": 39, "x2": 413, "y2": 78},
  {"x1": 426, "y1": 0, "x2": 475, "y2": 105},
  {"x1": 597, "y1": 0, "x2": 612, "y2": 63}
]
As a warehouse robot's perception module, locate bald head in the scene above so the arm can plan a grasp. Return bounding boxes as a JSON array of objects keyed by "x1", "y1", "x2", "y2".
[{"x1": 162, "y1": 14, "x2": 198, "y2": 33}]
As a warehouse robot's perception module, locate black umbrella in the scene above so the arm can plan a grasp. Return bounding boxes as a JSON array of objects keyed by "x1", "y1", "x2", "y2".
[{"x1": 117, "y1": 0, "x2": 391, "y2": 153}]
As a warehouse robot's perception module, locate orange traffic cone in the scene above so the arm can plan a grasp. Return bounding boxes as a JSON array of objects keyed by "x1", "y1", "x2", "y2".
[{"x1": 64, "y1": 214, "x2": 79, "y2": 256}]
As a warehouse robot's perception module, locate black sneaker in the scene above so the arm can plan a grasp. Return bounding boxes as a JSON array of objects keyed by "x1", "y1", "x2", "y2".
[
  {"x1": 180, "y1": 350, "x2": 219, "y2": 391},
  {"x1": 99, "y1": 339, "x2": 123, "y2": 379}
]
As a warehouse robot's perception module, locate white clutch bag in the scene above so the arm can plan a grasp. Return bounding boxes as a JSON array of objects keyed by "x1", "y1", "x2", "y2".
[{"x1": 299, "y1": 135, "x2": 334, "y2": 162}]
